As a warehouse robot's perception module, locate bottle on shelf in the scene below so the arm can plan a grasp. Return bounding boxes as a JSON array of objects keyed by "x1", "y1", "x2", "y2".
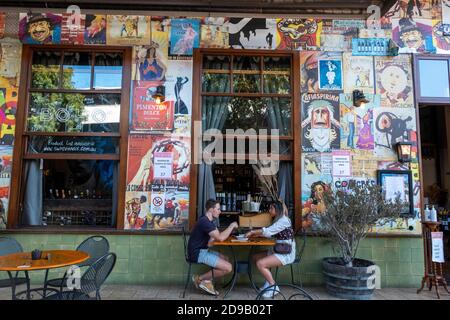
[
  {"x1": 86, "y1": 189, "x2": 90, "y2": 199},
  {"x1": 55, "y1": 189, "x2": 60, "y2": 199},
  {"x1": 67, "y1": 190, "x2": 72, "y2": 199},
  {"x1": 80, "y1": 191, "x2": 85, "y2": 199},
  {"x1": 431, "y1": 205, "x2": 438, "y2": 222},
  {"x1": 48, "y1": 189, "x2": 54, "y2": 199},
  {"x1": 92, "y1": 189, "x2": 96, "y2": 199},
  {"x1": 61, "y1": 189, "x2": 66, "y2": 199},
  {"x1": 73, "y1": 189, "x2": 79, "y2": 199}
]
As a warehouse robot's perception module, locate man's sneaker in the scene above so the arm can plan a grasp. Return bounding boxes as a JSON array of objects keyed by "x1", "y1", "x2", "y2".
[
  {"x1": 262, "y1": 285, "x2": 280, "y2": 299},
  {"x1": 259, "y1": 281, "x2": 270, "y2": 292},
  {"x1": 192, "y1": 274, "x2": 201, "y2": 289},
  {"x1": 199, "y1": 280, "x2": 219, "y2": 296}
]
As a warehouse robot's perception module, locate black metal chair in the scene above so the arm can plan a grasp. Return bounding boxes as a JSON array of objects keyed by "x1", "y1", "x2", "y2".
[
  {"x1": 0, "y1": 237, "x2": 30, "y2": 299},
  {"x1": 274, "y1": 231, "x2": 307, "y2": 287},
  {"x1": 44, "y1": 235, "x2": 110, "y2": 291},
  {"x1": 182, "y1": 227, "x2": 214, "y2": 298},
  {"x1": 255, "y1": 283, "x2": 314, "y2": 300},
  {"x1": 45, "y1": 252, "x2": 117, "y2": 300}
]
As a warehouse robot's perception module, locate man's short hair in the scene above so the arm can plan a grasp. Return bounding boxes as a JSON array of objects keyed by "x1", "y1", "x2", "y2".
[{"x1": 205, "y1": 199, "x2": 220, "y2": 211}]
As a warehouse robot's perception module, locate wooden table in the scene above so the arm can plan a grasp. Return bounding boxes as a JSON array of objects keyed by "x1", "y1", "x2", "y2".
[
  {"x1": 0, "y1": 250, "x2": 89, "y2": 300},
  {"x1": 212, "y1": 236, "x2": 276, "y2": 298}
]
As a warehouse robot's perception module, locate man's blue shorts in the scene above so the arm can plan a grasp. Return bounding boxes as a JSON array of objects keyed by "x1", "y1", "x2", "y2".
[{"x1": 197, "y1": 249, "x2": 220, "y2": 268}]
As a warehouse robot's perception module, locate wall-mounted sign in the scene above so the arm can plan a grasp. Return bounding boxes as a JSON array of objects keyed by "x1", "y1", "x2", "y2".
[
  {"x1": 153, "y1": 152, "x2": 173, "y2": 180},
  {"x1": 352, "y1": 38, "x2": 399, "y2": 56}
]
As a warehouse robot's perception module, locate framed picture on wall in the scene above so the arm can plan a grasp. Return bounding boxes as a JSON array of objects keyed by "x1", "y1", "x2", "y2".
[{"x1": 377, "y1": 170, "x2": 414, "y2": 217}]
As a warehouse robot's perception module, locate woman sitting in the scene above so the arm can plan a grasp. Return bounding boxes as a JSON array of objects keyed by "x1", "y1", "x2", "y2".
[{"x1": 245, "y1": 200, "x2": 296, "y2": 298}]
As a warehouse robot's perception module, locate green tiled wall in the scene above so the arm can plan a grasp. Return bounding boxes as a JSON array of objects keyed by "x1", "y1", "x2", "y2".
[{"x1": 3, "y1": 234, "x2": 424, "y2": 288}]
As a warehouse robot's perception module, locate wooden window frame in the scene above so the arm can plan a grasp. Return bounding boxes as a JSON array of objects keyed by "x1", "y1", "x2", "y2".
[
  {"x1": 189, "y1": 48, "x2": 302, "y2": 231},
  {"x1": 7, "y1": 45, "x2": 132, "y2": 230}
]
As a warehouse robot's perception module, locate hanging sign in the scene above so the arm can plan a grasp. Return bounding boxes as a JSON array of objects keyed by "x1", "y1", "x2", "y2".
[
  {"x1": 150, "y1": 193, "x2": 165, "y2": 215},
  {"x1": 431, "y1": 232, "x2": 445, "y2": 263},
  {"x1": 332, "y1": 150, "x2": 351, "y2": 177},
  {"x1": 352, "y1": 38, "x2": 399, "y2": 56},
  {"x1": 153, "y1": 152, "x2": 173, "y2": 180}
]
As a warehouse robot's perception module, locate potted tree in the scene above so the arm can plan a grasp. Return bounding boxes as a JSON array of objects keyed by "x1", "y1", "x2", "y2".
[{"x1": 319, "y1": 183, "x2": 405, "y2": 300}]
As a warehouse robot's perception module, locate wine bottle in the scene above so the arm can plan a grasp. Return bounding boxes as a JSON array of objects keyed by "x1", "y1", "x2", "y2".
[
  {"x1": 86, "y1": 189, "x2": 90, "y2": 199},
  {"x1": 67, "y1": 190, "x2": 72, "y2": 199},
  {"x1": 55, "y1": 189, "x2": 60, "y2": 199},
  {"x1": 73, "y1": 189, "x2": 79, "y2": 199},
  {"x1": 61, "y1": 189, "x2": 66, "y2": 199},
  {"x1": 49, "y1": 189, "x2": 54, "y2": 199},
  {"x1": 92, "y1": 189, "x2": 96, "y2": 199}
]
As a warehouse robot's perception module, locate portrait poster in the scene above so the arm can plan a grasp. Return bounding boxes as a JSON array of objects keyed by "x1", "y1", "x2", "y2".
[
  {"x1": 0, "y1": 12, "x2": 5, "y2": 39},
  {"x1": 151, "y1": 17, "x2": 169, "y2": 59},
  {"x1": 127, "y1": 134, "x2": 191, "y2": 192},
  {"x1": 301, "y1": 93, "x2": 340, "y2": 153},
  {"x1": 124, "y1": 191, "x2": 152, "y2": 230},
  {"x1": 343, "y1": 53, "x2": 375, "y2": 94},
  {"x1": 84, "y1": 15, "x2": 106, "y2": 44},
  {"x1": 432, "y1": 20, "x2": 450, "y2": 53},
  {"x1": 131, "y1": 81, "x2": 174, "y2": 132},
  {"x1": 0, "y1": 87, "x2": 18, "y2": 146},
  {"x1": 61, "y1": 13, "x2": 85, "y2": 44},
  {"x1": 392, "y1": 18, "x2": 433, "y2": 53},
  {"x1": 0, "y1": 42, "x2": 22, "y2": 83},
  {"x1": 302, "y1": 153, "x2": 332, "y2": 176},
  {"x1": 339, "y1": 93, "x2": 380, "y2": 152},
  {"x1": 444, "y1": 0, "x2": 450, "y2": 24},
  {"x1": 19, "y1": 12, "x2": 62, "y2": 44},
  {"x1": 200, "y1": 24, "x2": 229, "y2": 48},
  {"x1": 169, "y1": 19, "x2": 200, "y2": 56},
  {"x1": 106, "y1": 15, "x2": 151, "y2": 46},
  {"x1": 351, "y1": 151, "x2": 378, "y2": 178},
  {"x1": 375, "y1": 55, "x2": 414, "y2": 108},
  {"x1": 318, "y1": 59, "x2": 342, "y2": 91},
  {"x1": 276, "y1": 18, "x2": 322, "y2": 50},
  {"x1": 0, "y1": 145, "x2": 12, "y2": 229},
  {"x1": 373, "y1": 107, "x2": 417, "y2": 158},
  {"x1": 300, "y1": 51, "x2": 341, "y2": 93},
  {"x1": 165, "y1": 60, "x2": 193, "y2": 115},
  {"x1": 301, "y1": 174, "x2": 332, "y2": 231},
  {"x1": 132, "y1": 44, "x2": 168, "y2": 81},
  {"x1": 225, "y1": 18, "x2": 277, "y2": 49}
]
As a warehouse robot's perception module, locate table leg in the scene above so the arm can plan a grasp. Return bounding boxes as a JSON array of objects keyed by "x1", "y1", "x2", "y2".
[
  {"x1": 25, "y1": 271, "x2": 30, "y2": 300},
  {"x1": 247, "y1": 246, "x2": 259, "y2": 293},
  {"x1": 43, "y1": 269, "x2": 49, "y2": 296},
  {"x1": 223, "y1": 247, "x2": 237, "y2": 299},
  {"x1": 7, "y1": 271, "x2": 16, "y2": 300}
]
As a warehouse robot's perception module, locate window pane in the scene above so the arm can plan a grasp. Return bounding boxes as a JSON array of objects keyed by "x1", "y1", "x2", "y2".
[
  {"x1": 27, "y1": 93, "x2": 121, "y2": 133},
  {"x1": 94, "y1": 53, "x2": 123, "y2": 89},
  {"x1": 233, "y1": 74, "x2": 261, "y2": 93},
  {"x1": 202, "y1": 55, "x2": 230, "y2": 70},
  {"x1": 263, "y1": 56, "x2": 290, "y2": 72},
  {"x1": 202, "y1": 73, "x2": 230, "y2": 93},
  {"x1": 233, "y1": 56, "x2": 260, "y2": 70},
  {"x1": 263, "y1": 74, "x2": 290, "y2": 94},
  {"x1": 31, "y1": 51, "x2": 61, "y2": 89},
  {"x1": 202, "y1": 96, "x2": 291, "y2": 135},
  {"x1": 27, "y1": 136, "x2": 119, "y2": 154},
  {"x1": 419, "y1": 59, "x2": 450, "y2": 98},
  {"x1": 62, "y1": 52, "x2": 92, "y2": 90}
]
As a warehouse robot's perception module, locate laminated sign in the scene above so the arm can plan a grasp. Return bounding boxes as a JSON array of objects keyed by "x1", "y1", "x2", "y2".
[
  {"x1": 150, "y1": 193, "x2": 165, "y2": 215},
  {"x1": 332, "y1": 150, "x2": 351, "y2": 177},
  {"x1": 431, "y1": 232, "x2": 445, "y2": 263},
  {"x1": 153, "y1": 152, "x2": 173, "y2": 180}
]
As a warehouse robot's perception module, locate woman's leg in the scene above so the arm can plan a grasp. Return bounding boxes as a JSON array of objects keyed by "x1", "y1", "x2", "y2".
[{"x1": 256, "y1": 255, "x2": 283, "y2": 285}]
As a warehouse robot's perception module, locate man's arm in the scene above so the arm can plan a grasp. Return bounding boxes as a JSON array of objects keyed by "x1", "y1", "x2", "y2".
[{"x1": 208, "y1": 222, "x2": 238, "y2": 242}]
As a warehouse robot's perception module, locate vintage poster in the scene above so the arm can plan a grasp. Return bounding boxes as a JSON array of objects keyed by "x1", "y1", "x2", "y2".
[
  {"x1": 373, "y1": 107, "x2": 417, "y2": 158},
  {"x1": 131, "y1": 81, "x2": 174, "y2": 131},
  {"x1": 301, "y1": 174, "x2": 332, "y2": 231},
  {"x1": 432, "y1": 20, "x2": 450, "y2": 53},
  {"x1": 343, "y1": 53, "x2": 375, "y2": 94},
  {"x1": 132, "y1": 44, "x2": 168, "y2": 81},
  {"x1": 165, "y1": 60, "x2": 193, "y2": 115},
  {"x1": 0, "y1": 12, "x2": 5, "y2": 39},
  {"x1": 351, "y1": 151, "x2": 378, "y2": 178},
  {"x1": 169, "y1": 19, "x2": 200, "y2": 56},
  {"x1": 225, "y1": 18, "x2": 277, "y2": 49},
  {"x1": 0, "y1": 145, "x2": 12, "y2": 229},
  {"x1": 333, "y1": 177, "x2": 376, "y2": 192},
  {"x1": 359, "y1": 28, "x2": 393, "y2": 39},
  {"x1": 126, "y1": 134, "x2": 191, "y2": 191},
  {"x1": 372, "y1": 215, "x2": 422, "y2": 234},
  {"x1": 332, "y1": 19, "x2": 366, "y2": 29},
  {"x1": 300, "y1": 51, "x2": 341, "y2": 93},
  {"x1": 19, "y1": 12, "x2": 62, "y2": 44},
  {"x1": 0, "y1": 87, "x2": 18, "y2": 145},
  {"x1": 84, "y1": 15, "x2": 106, "y2": 44},
  {"x1": 0, "y1": 42, "x2": 21, "y2": 84},
  {"x1": 321, "y1": 19, "x2": 359, "y2": 52},
  {"x1": 173, "y1": 114, "x2": 191, "y2": 136},
  {"x1": 124, "y1": 191, "x2": 151, "y2": 230},
  {"x1": 375, "y1": 55, "x2": 414, "y2": 108},
  {"x1": 340, "y1": 93, "x2": 380, "y2": 151},
  {"x1": 388, "y1": 0, "x2": 433, "y2": 19},
  {"x1": 200, "y1": 24, "x2": 229, "y2": 48},
  {"x1": 432, "y1": 0, "x2": 443, "y2": 19},
  {"x1": 61, "y1": 12, "x2": 85, "y2": 44},
  {"x1": 302, "y1": 153, "x2": 332, "y2": 176},
  {"x1": 318, "y1": 59, "x2": 342, "y2": 91},
  {"x1": 301, "y1": 93, "x2": 340, "y2": 153},
  {"x1": 331, "y1": 150, "x2": 351, "y2": 177},
  {"x1": 106, "y1": 15, "x2": 151, "y2": 46},
  {"x1": 392, "y1": 18, "x2": 434, "y2": 53},
  {"x1": 276, "y1": 18, "x2": 322, "y2": 50},
  {"x1": 444, "y1": 0, "x2": 450, "y2": 24},
  {"x1": 151, "y1": 17, "x2": 169, "y2": 59}
]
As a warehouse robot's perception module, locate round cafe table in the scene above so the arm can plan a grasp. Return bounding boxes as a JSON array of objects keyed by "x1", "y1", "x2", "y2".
[{"x1": 0, "y1": 250, "x2": 89, "y2": 300}]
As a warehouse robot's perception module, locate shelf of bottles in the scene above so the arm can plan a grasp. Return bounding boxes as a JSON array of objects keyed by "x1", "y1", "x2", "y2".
[{"x1": 43, "y1": 188, "x2": 113, "y2": 226}]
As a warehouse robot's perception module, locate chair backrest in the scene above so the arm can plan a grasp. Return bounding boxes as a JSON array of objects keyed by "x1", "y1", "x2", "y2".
[
  {"x1": 80, "y1": 252, "x2": 116, "y2": 296},
  {"x1": 76, "y1": 235, "x2": 110, "y2": 267},
  {"x1": 182, "y1": 227, "x2": 190, "y2": 262},
  {"x1": 295, "y1": 230, "x2": 307, "y2": 262},
  {"x1": 0, "y1": 237, "x2": 23, "y2": 256}
]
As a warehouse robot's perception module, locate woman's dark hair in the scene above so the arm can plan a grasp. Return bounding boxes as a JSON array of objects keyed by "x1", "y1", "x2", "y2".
[
  {"x1": 145, "y1": 47, "x2": 157, "y2": 59},
  {"x1": 269, "y1": 200, "x2": 285, "y2": 221}
]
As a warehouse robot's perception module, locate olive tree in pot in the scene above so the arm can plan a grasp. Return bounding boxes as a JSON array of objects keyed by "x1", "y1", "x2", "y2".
[{"x1": 319, "y1": 183, "x2": 405, "y2": 300}]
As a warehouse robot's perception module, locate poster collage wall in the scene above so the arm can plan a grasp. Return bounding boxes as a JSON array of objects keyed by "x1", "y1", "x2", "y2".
[{"x1": 0, "y1": 0, "x2": 449, "y2": 232}]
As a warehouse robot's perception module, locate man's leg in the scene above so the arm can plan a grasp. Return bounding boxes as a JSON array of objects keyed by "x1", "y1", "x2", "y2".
[{"x1": 199, "y1": 256, "x2": 232, "y2": 281}]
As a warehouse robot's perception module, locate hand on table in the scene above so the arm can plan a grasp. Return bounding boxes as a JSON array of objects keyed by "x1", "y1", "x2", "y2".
[{"x1": 230, "y1": 222, "x2": 239, "y2": 230}]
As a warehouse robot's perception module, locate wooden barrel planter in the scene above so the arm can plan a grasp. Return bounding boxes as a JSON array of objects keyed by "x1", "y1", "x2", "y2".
[{"x1": 322, "y1": 257, "x2": 376, "y2": 300}]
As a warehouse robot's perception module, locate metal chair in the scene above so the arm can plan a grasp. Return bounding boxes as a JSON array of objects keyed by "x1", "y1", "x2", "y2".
[
  {"x1": 274, "y1": 231, "x2": 307, "y2": 287},
  {"x1": 44, "y1": 235, "x2": 110, "y2": 291},
  {"x1": 45, "y1": 252, "x2": 117, "y2": 300},
  {"x1": 255, "y1": 283, "x2": 314, "y2": 300},
  {"x1": 0, "y1": 237, "x2": 30, "y2": 299},
  {"x1": 182, "y1": 227, "x2": 214, "y2": 298}
]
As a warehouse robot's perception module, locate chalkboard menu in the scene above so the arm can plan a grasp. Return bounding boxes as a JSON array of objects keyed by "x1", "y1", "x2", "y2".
[{"x1": 28, "y1": 136, "x2": 119, "y2": 154}]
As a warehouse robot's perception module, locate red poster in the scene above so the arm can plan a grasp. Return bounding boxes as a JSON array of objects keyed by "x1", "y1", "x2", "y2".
[
  {"x1": 0, "y1": 12, "x2": 5, "y2": 39},
  {"x1": 61, "y1": 13, "x2": 85, "y2": 44},
  {"x1": 132, "y1": 81, "x2": 174, "y2": 131}
]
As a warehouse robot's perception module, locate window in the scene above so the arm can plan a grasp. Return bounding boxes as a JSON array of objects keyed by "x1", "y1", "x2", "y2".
[
  {"x1": 415, "y1": 55, "x2": 450, "y2": 103},
  {"x1": 9, "y1": 47, "x2": 131, "y2": 229}
]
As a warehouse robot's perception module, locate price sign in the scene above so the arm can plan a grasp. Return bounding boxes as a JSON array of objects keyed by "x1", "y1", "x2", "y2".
[
  {"x1": 431, "y1": 232, "x2": 445, "y2": 263},
  {"x1": 153, "y1": 152, "x2": 173, "y2": 180}
]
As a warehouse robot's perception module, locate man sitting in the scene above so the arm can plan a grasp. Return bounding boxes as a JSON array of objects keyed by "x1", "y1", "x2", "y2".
[{"x1": 187, "y1": 199, "x2": 238, "y2": 295}]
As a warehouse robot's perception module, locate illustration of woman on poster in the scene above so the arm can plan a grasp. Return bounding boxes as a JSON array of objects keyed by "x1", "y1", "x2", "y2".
[
  {"x1": 172, "y1": 23, "x2": 198, "y2": 55},
  {"x1": 302, "y1": 181, "x2": 328, "y2": 229},
  {"x1": 378, "y1": 62, "x2": 412, "y2": 106},
  {"x1": 84, "y1": 15, "x2": 106, "y2": 44},
  {"x1": 139, "y1": 46, "x2": 166, "y2": 81},
  {"x1": 174, "y1": 77, "x2": 189, "y2": 114},
  {"x1": 356, "y1": 109, "x2": 374, "y2": 150}
]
